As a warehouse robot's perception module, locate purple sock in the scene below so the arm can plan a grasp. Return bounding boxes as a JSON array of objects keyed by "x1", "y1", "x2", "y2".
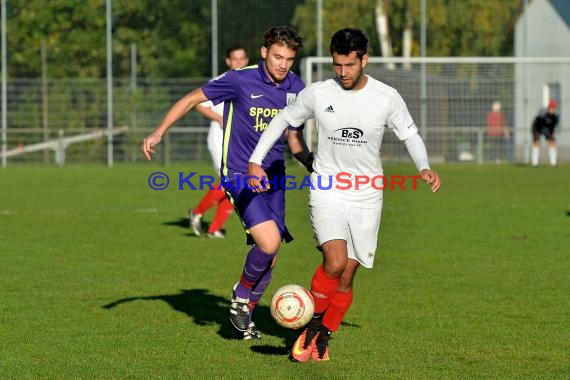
[
  {"x1": 235, "y1": 245, "x2": 275, "y2": 299},
  {"x1": 248, "y1": 268, "x2": 272, "y2": 320},
  {"x1": 250, "y1": 268, "x2": 273, "y2": 304}
]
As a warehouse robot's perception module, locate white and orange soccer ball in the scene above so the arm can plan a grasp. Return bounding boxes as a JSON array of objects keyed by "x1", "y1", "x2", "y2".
[{"x1": 270, "y1": 284, "x2": 315, "y2": 329}]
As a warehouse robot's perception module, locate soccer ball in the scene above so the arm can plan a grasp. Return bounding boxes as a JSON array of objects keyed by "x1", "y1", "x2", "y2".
[{"x1": 270, "y1": 284, "x2": 315, "y2": 329}]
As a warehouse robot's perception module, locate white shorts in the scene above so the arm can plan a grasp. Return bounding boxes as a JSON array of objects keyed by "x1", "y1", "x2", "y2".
[{"x1": 309, "y1": 192, "x2": 382, "y2": 268}]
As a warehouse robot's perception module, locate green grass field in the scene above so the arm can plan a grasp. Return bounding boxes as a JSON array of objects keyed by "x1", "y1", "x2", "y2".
[{"x1": 1, "y1": 162, "x2": 569, "y2": 379}]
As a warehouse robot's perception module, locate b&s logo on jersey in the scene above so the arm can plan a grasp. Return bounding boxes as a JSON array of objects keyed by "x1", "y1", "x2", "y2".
[{"x1": 328, "y1": 127, "x2": 368, "y2": 147}]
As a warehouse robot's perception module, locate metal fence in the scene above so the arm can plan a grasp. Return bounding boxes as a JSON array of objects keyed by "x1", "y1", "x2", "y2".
[{"x1": 0, "y1": 57, "x2": 568, "y2": 166}]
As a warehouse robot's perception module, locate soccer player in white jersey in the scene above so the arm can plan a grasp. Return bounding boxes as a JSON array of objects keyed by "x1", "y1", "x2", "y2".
[
  {"x1": 188, "y1": 45, "x2": 249, "y2": 238},
  {"x1": 247, "y1": 28, "x2": 441, "y2": 361}
]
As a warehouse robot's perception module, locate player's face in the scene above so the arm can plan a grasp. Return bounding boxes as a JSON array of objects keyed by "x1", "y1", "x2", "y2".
[
  {"x1": 332, "y1": 51, "x2": 369, "y2": 90},
  {"x1": 225, "y1": 49, "x2": 249, "y2": 70},
  {"x1": 261, "y1": 44, "x2": 297, "y2": 84}
]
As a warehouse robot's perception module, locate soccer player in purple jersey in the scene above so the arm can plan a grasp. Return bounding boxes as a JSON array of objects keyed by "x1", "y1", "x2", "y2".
[{"x1": 141, "y1": 26, "x2": 313, "y2": 340}]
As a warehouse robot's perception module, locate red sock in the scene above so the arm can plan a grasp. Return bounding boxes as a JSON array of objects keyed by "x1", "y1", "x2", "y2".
[
  {"x1": 322, "y1": 289, "x2": 353, "y2": 332},
  {"x1": 194, "y1": 186, "x2": 226, "y2": 215},
  {"x1": 310, "y1": 265, "x2": 340, "y2": 314},
  {"x1": 208, "y1": 197, "x2": 233, "y2": 233}
]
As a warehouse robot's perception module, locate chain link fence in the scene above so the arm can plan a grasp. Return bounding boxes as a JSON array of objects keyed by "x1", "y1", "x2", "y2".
[{"x1": 1, "y1": 57, "x2": 569, "y2": 166}]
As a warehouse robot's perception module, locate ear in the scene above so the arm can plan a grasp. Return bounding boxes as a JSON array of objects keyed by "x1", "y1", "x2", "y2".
[
  {"x1": 361, "y1": 53, "x2": 369, "y2": 68},
  {"x1": 225, "y1": 57, "x2": 231, "y2": 68},
  {"x1": 260, "y1": 46, "x2": 268, "y2": 59}
]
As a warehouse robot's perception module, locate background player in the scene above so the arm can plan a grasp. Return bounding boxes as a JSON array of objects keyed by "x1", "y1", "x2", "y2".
[
  {"x1": 531, "y1": 99, "x2": 559, "y2": 167},
  {"x1": 188, "y1": 44, "x2": 249, "y2": 238},
  {"x1": 248, "y1": 27, "x2": 441, "y2": 361}
]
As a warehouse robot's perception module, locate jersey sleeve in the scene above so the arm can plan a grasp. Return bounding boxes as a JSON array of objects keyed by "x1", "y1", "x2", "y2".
[
  {"x1": 201, "y1": 70, "x2": 239, "y2": 105},
  {"x1": 386, "y1": 91, "x2": 418, "y2": 141}
]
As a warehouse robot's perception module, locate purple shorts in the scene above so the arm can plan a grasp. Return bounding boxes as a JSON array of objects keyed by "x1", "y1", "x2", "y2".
[{"x1": 223, "y1": 169, "x2": 293, "y2": 245}]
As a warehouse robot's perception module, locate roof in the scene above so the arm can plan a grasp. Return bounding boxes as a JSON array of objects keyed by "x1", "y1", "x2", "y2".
[{"x1": 549, "y1": 0, "x2": 570, "y2": 28}]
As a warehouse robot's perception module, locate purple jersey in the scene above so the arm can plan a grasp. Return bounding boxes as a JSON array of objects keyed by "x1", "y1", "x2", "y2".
[{"x1": 202, "y1": 61, "x2": 305, "y2": 176}]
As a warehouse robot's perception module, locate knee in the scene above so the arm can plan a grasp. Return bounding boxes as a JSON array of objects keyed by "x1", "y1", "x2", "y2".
[
  {"x1": 250, "y1": 221, "x2": 282, "y2": 253},
  {"x1": 322, "y1": 259, "x2": 347, "y2": 279},
  {"x1": 255, "y1": 235, "x2": 281, "y2": 254}
]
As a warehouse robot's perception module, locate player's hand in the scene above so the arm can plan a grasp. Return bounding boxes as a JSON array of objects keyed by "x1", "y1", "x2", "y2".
[
  {"x1": 419, "y1": 169, "x2": 441, "y2": 193},
  {"x1": 247, "y1": 162, "x2": 270, "y2": 193},
  {"x1": 141, "y1": 132, "x2": 162, "y2": 161}
]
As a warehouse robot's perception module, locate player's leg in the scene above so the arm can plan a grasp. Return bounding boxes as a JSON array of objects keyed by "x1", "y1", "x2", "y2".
[
  {"x1": 531, "y1": 128, "x2": 541, "y2": 166},
  {"x1": 546, "y1": 129, "x2": 557, "y2": 166},
  {"x1": 291, "y1": 242, "x2": 347, "y2": 362},
  {"x1": 313, "y1": 259, "x2": 358, "y2": 362},
  {"x1": 312, "y1": 204, "x2": 381, "y2": 361},
  {"x1": 243, "y1": 256, "x2": 276, "y2": 340},
  {"x1": 207, "y1": 196, "x2": 233, "y2": 237},
  {"x1": 291, "y1": 197, "x2": 350, "y2": 362},
  {"x1": 230, "y1": 220, "x2": 281, "y2": 331},
  {"x1": 227, "y1": 183, "x2": 286, "y2": 332},
  {"x1": 189, "y1": 126, "x2": 225, "y2": 236},
  {"x1": 189, "y1": 187, "x2": 224, "y2": 234}
]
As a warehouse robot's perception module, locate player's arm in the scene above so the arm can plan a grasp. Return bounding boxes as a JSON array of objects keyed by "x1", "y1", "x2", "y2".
[
  {"x1": 195, "y1": 103, "x2": 223, "y2": 127},
  {"x1": 288, "y1": 129, "x2": 314, "y2": 173},
  {"x1": 141, "y1": 88, "x2": 209, "y2": 160},
  {"x1": 404, "y1": 132, "x2": 441, "y2": 192}
]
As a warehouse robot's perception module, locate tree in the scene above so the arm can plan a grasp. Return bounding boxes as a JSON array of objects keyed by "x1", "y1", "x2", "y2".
[{"x1": 292, "y1": 0, "x2": 521, "y2": 58}]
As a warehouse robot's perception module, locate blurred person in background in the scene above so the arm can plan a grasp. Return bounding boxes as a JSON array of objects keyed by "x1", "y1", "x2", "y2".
[
  {"x1": 188, "y1": 44, "x2": 249, "y2": 238},
  {"x1": 486, "y1": 101, "x2": 509, "y2": 163},
  {"x1": 531, "y1": 99, "x2": 559, "y2": 167}
]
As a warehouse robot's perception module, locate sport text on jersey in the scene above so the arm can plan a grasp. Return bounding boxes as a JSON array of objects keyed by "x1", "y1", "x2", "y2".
[{"x1": 249, "y1": 107, "x2": 281, "y2": 132}]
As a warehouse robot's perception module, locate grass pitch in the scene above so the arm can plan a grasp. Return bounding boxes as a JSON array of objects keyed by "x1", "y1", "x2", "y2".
[{"x1": 1, "y1": 162, "x2": 569, "y2": 379}]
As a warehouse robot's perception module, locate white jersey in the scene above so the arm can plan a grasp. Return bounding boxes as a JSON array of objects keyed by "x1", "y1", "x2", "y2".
[
  {"x1": 200, "y1": 100, "x2": 224, "y2": 174},
  {"x1": 280, "y1": 75, "x2": 419, "y2": 206}
]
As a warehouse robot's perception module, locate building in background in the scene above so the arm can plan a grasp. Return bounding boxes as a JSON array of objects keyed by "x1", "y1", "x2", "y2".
[{"x1": 515, "y1": 0, "x2": 570, "y2": 162}]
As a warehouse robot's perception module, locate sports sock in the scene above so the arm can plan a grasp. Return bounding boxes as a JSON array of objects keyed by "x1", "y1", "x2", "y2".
[
  {"x1": 250, "y1": 267, "x2": 272, "y2": 305},
  {"x1": 208, "y1": 197, "x2": 233, "y2": 233},
  {"x1": 322, "y1": 289, "x2": 353, "y2": 332},
  {"x1": 248, "y1": 267, "x2": 272, "y2": 319},
  {"x1": 310, "y1": 265, "x2": 340, "y2": 314},
  {"x1": 194, "y1": 186, "x2": 226, "y2": 215},
  {"x1": 549, "y1": 146, "x2": 557, "y2": 166},
  {"x1": 234, "y1": 246, "x2": 275, "y2": 299},
  {"x1": 531, "y1": 146, "x2": 539, "y2": 166},
  {"x1": 307, "y1": 312, "x2": 323, "y2": 330}
]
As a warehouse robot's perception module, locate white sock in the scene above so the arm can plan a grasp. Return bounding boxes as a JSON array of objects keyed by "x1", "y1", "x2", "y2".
[
  {"x1": 531, "y1": 146, "x2": 539, "y2": 166},
  {"x1": 549, "y1": 146, "x2": 557, "y2": 166}
]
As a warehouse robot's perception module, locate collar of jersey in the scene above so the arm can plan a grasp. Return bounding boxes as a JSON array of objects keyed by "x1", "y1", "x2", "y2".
[{"x1": 257, "y1": 60, "x2": 292, "y2": 90}]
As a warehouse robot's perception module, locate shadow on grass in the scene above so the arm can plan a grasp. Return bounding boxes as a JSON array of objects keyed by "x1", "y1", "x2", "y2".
[
  {"x1": 102, "y1": 288, "x2": 299, "y2": 355},
  {"x1": 162, "y1": 217, "x2": 190, "y2": 229}
]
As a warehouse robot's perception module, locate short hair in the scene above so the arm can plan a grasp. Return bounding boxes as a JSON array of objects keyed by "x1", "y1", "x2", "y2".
[
  {"x1": 330, "y1": 28, "x2": 368, "y2": 59},
  {"x1": 263, "y1": 26, "x2": 304, "y2": 52},
  {"x1": 226, "y1": 44, "x2": 247, "y2": 59}
]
